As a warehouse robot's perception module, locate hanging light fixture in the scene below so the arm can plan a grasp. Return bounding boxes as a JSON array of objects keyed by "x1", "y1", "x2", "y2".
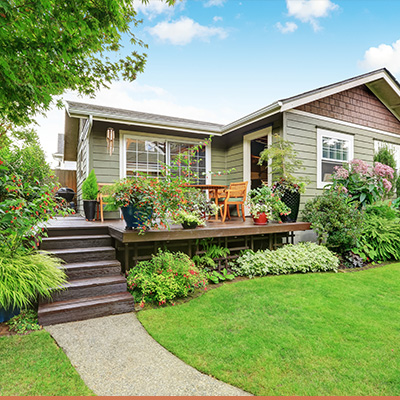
[{"x1": 106, "y1": 127, "x2": 115, "y2": 156}]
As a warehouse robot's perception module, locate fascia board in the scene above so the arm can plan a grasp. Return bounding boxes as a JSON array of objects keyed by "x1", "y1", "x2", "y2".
[
  {"x1": 221, "y1": 101, "x2": 282, "y2": 134},
  {"x1": 67, "y1": 111, "x2": 223, "y2": 136},
  {"x1": 280, "y1": 70, "x2": 389, "y2": 112}
]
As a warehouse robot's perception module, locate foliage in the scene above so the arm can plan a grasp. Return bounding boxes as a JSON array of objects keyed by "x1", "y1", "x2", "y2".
[
  {"x1": 138, "y1": 263, "x2": 400, "y2": 396},
  {"x1": 364, "y1": 200, "x2": 399, "y2": 220},
  {"x1": 81, "y1": 169, "x2": 98, "y2": 200},
  {"x1": 0, "y1": 331, "x2": 94, "y2": 395},
  {"x1": 192, "y1": 238, "x2": 230, "y2": 271},
  {"x1": 103, "y1": 139, "x2": 214, "y2": 233},
  {"x1": 246, "y1": 184, "x2": 291, "y2": 219},
  {"x1": 6, "y1": 309, "x2": 41, "y2": 334},
  {"x1": 302, "y1": 190, "x2": 364, "y2": 253},
  {"x1": 330, "y1": 159, "x2": 394, "y2": 207},
  {"x1": 353, "y1": 215, "x2": 400, "y2": 262},
  {"x1": 0, "y1": 0, "x2": 175, "y2": 127},
  {"x1": 0, "y1": 132, "x2": 71, "y2": 254},
  {"x1": 205, "y1": 268, "x2": 235, "y2": 284},
  {"x1": 233, "y1": 242, "x2": 339, "y2": 278},
  {"x1": 173, "y1": 210, "x2": 205, "y2": 226},
  {"x1": 0, "y1": 248, "x2": 67, "y2": 309},
  {"x1": 374, "y1": 144, "x2": 398, "y2": 196},
  {"x1": 258, "y1": 134, "x2": 308, "y2": 193},
  {"x1": 127, "y1": 250, "x2": 207, "y2": 306}
]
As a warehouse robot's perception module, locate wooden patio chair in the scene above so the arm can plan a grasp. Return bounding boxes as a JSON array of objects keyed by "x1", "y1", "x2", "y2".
[
  {"x1": 97, "y1": 183, "x2": 123, "y2": 223},
  {"x1": 217, "y1": 181, "x2": 248, "y2": 223}
]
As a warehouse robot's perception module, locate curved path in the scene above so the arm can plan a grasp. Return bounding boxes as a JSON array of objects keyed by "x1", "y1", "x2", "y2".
[{"x1": 46, "y1": 313, "x2": 250, "y2": 396}]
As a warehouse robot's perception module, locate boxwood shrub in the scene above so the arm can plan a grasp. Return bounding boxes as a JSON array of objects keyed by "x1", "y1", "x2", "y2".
[{"x1": 233, "y1": 242, "x2": 339, "y2": 278}]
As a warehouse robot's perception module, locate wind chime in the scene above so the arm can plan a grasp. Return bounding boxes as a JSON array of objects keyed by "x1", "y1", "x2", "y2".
[{"x1": 106, "y1": 127, "x2": 115, "y2": 156}]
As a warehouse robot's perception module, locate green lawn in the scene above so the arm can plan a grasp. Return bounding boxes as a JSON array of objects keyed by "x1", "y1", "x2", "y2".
[
  {"x1": 0, "y1": 331, "x2": 94, "y2": 396},
  {"x1": 138, "y1": 264, "x2": 400, "y2": 396}
]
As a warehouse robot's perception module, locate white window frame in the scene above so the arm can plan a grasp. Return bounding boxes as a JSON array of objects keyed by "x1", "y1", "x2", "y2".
[
  {"x1": 119, "y1": 131, "x2": 211, "y2": 183},
  {"x1": 374, "y1": 140, "x2": 400, "y2": 173},
  {"x1": 317, "y1": 128, "x2": 354, "y2": 189}
]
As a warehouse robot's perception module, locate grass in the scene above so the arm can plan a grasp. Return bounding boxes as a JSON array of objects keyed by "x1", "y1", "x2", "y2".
[
  {"x1": 0, "y1": 331, "x2": 94, "y2": 396},
  {"x1": 138, "y1": 263, "x2": 400, "y2": 396}
]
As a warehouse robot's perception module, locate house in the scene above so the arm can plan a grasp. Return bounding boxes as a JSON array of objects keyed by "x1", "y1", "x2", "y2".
[{"x1": 64, "y1": 68, "x2": 400, "y2": 218}]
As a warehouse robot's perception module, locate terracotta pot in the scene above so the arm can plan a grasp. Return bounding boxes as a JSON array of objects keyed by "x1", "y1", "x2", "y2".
[{"x1": 253, "y1": 212, "x2": 268, "y2": 225}]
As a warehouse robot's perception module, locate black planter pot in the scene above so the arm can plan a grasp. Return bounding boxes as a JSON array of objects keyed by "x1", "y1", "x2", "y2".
[
  {"x1": 181, "y1": 221, "x2": 198, "y2": 229},
  {"x1": 280, "y1": 190, "x2": 301, "y2": 222},
  {"x1": 83, "y1": 200, "x2": 97, "y2": 221}
]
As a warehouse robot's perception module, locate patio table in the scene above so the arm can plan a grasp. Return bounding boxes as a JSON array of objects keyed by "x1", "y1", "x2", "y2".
[{"x1": 186, "y1": 184, "x2": 227, "y2": 221}]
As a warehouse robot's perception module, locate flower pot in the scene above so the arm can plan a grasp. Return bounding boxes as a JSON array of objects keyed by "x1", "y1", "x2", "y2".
[
  {"x1": 121, "y1": 204, "x2": 153, "y2": 230},
  {"x1": 253, "y1": 212, "x2": 268, "y2": 225},
  {"x1": 83, "y1": 200, "x2": 97, "y2": 221},
  {"x1": 181, "y1": 221, "x2": 198, "y2": 229},
  {"x1": 0, "y1": 305, "x2": 20, "y2": 323},
  {"x1": 280, "y1": 190, "x2": 300, "y2": 222}
]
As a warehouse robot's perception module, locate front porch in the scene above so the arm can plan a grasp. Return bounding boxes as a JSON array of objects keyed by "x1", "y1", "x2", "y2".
[{"x1": 47, "y1": 216, "x2": 311, "y2": 271}]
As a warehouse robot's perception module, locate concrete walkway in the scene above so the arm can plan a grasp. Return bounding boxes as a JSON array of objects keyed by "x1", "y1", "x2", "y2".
[{"x1": 46, "y1": 313, "x2": 250, "y2": 396}]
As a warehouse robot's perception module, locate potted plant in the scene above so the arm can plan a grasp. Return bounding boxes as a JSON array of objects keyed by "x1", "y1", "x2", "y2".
[
  {"x1": 102, "y1": 176, "x2": 156, "y2": 231},
  {"x1": 258, "y1": 134, "x2": 309, "y2": 222},
  {"x1": 246, "y1": 184, "x2": 291, "y2": 225},
  {"x1": 81, "y1": 169, "x2": 99, "y2": 221},
  {"x1": 174, "y1": 209, "x2": 205, "y2": 229}
]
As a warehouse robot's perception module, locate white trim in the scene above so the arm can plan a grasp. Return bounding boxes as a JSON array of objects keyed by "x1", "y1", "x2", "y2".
[
  {"x1": 119, "y1": 131, "x2": 209, "y2": 182},
  {"x1": 317, "y1": 128, "x2": 354, "y2": 189},
  {"x1": 288, "y1": 109, "x2": 400, "y2": 139},
  {"x1": 243, "y1": 126, "x2": 273, "y2": 193},
  {"x1": 205, "y1": 145, "x2": 212, "y2": 184}
]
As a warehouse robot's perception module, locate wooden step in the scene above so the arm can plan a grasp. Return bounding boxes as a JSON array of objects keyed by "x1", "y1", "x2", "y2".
[
  {"x1": 49, "y1": 246, "x2": 115, "y2": 263},
  {"x1": 46, "y1": 225, "x2": 109, "y2": 238},
  {"x1": 43, "y1": 275, "x2": 127, "y2": 303},
  {"x1": 62, "y1": 260, "x2": 122, "y2": 280},
  {"x1": 41, "y1": 235, "x2": 112, "y2": 250},
  {"x1": 38, "y1": 292, "x2": 134, "y2": 326}
]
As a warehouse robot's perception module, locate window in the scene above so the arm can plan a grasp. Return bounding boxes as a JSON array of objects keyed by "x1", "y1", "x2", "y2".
[
  {"x1": 124, "y1": 136, "x2": 207, "y2": 184},
  {"x1": 317, "y1": 129, "x2": 354, "y2": 188},
  {"x1": 374, "y1": 140, "x2": 400, "y2": 173}
]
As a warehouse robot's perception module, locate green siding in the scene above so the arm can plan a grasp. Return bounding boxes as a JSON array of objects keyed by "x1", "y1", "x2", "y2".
[
  {"x1": 211, "y1": 144, "x2": 227, "y2": 185},
  {"x1": 285, "y1": 110, "x2": 400, "y2": 209}
]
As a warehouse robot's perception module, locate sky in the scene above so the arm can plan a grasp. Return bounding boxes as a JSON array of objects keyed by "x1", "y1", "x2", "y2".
[{"x1": 35, "y1": 0, "x2": 400, "y2": 164}]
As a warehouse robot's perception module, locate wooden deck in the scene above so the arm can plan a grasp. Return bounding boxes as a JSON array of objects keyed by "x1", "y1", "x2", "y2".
[
  {"x1": 47, "y1": 216, "x2": 310, "y2": 243},
  {"x1": 47, "y1": 216, "x2": 311, "y2": 270}
]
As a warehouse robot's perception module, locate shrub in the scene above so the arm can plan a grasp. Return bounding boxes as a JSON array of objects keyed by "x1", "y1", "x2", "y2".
[
  {"x1": 233, "y1": 242, "x2": 339, "y2": 278},
  {"x1": 364, "y1": 201, "x2": 399, "y2": 221},
  {"x1": 302, "y1": 190, "x2": 363, "y2": 254},
  {"x1": 353, "y1": 215, "x2": 400, "y2": 262},
  {"x1": 127, "y1": 250, "x2": 207, "y2": 306},
  {"x1": 0, "y1": 248, "x2": 67, "y2": 310},
  {"x1": 81, "y1": 169, "x2": 98, "y2": 200},
  {"x1": 331, "y1": 159, "x2": 394, "y2": 207},
  {"x1": 374, "y1": 144, "x2": 397, "y2": 196}
]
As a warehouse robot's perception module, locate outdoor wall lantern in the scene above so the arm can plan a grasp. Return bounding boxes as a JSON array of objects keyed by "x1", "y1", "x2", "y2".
[{"x1": 106, "y1": 127, "x2": 115, "y2": 156}]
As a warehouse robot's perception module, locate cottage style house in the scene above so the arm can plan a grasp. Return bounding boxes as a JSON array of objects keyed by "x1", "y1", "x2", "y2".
[{"x1": 64, "y1": 68, "x2": 400, "y2": 217}]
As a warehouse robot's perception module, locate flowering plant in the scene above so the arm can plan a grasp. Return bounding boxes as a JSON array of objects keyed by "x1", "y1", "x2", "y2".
[
  {"x1": 246, "y1": 184, "x2": 291, "y2": 220},
  {"x1": 330, "y1": 159, "x2": 394, "y2": 208},
  {"x1": 127, "y1": 250, "x2": 207, "y2": 306}
]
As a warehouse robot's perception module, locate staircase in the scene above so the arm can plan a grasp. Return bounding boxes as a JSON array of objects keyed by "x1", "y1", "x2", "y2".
[{"x1": 38, "y1": 225, "x2": 134, "y2": 326}]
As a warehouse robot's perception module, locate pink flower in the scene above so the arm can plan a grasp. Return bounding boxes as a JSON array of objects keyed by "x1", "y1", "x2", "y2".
[
  {"x1": 374, "y1": 162, "x2": 394, "y2": 179},
  {"x1": 350, "y1": 159, "x2": 369, "y2": 175},
  {"x1": 382, "y1": 178, "x2": 392, "y2": 192},
  {"x1": 334, "y1": 166, "x2": 349, "y2": 179}
]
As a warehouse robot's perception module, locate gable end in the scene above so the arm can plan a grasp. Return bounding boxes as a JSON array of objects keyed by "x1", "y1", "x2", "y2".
[{"x1": 295, "y1": 85, "x2": 400, "y2": 135}]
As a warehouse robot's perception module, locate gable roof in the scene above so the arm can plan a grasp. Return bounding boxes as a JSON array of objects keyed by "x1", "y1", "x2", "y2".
[{"x1": 64, "y1": 68, "x2": 400, "y2": 160}]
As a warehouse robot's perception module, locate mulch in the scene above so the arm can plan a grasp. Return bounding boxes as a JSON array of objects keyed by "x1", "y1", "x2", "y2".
[{"x1": 0, "y1": 322, "x2": 14, "y2": 336}]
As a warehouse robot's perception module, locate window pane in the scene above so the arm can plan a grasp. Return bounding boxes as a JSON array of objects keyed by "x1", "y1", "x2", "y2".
[
  {"x1": 321, "y1": 159, "x2": 343, "y2": 182},
  {"x1": 322, "y1": 136, "x2": 350, "y2": 161}
]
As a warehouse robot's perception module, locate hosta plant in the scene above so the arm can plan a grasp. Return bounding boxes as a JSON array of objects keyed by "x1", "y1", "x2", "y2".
[{"x1": 233, "y1": 242, "x2": 339, "y2": 278}]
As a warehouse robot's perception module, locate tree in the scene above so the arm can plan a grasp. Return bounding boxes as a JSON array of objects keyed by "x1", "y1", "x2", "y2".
[{"x1": 0, "y1": 0, "x2": 175, "y2": 127}]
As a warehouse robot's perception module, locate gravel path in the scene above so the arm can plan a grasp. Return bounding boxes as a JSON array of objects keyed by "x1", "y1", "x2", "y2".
[{"x1": 46, "y1": 313, "x2": 250, "y2": 396}]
